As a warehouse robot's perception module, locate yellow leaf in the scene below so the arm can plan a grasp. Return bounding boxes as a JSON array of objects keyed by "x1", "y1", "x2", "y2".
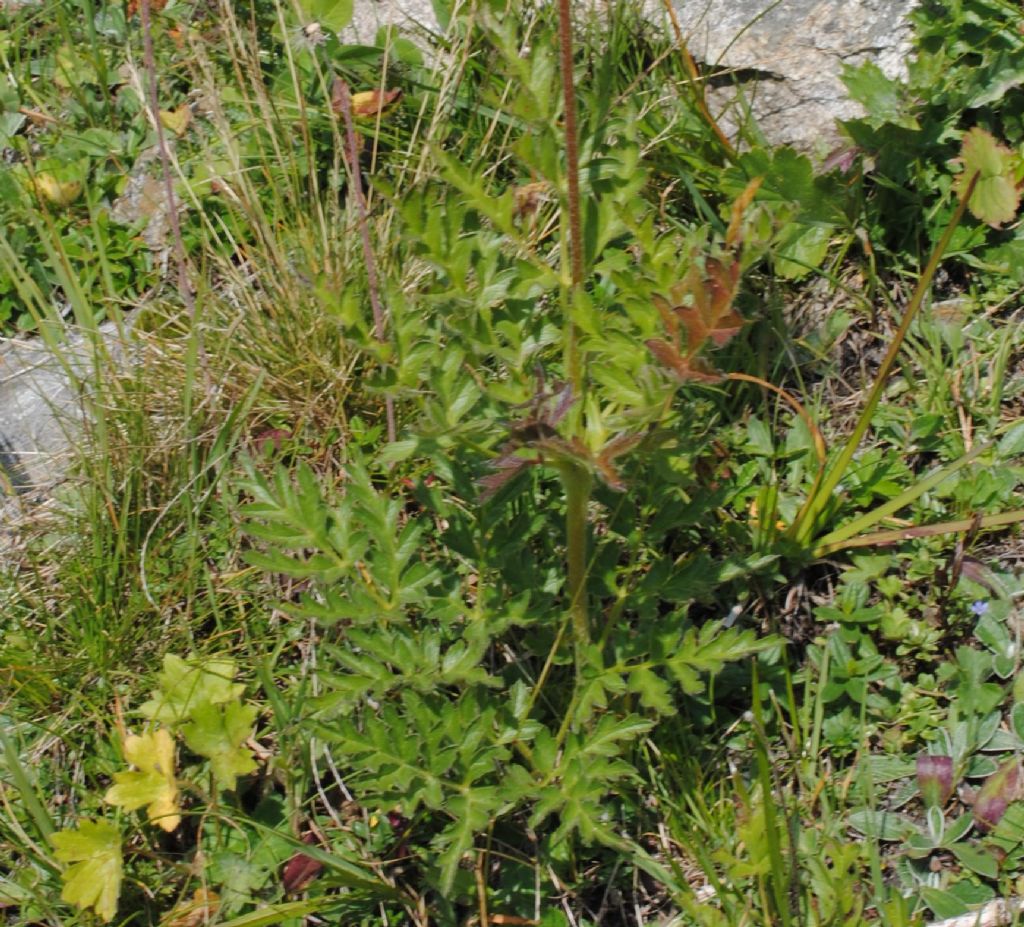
[
  {"x1": 104, "y1": 728, "x2": 181, "y2": 832},
  {"x1": 30, "y1": 172, "x2": 82, "y2": 207},
  {"x1": 159, "y1": 104, "x2": 192, "y2": 138},
  {"x1": 51, "y1": 820, "x2": 122, "y2": 923},
  {"x1": 331, "y1": 81, "x2": 402, "y2": 119}
]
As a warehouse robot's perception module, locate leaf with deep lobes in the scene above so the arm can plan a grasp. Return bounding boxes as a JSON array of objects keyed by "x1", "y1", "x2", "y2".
[
  {"x1": 182, "y1": 700, "x2": 259, "y2": 788},
  {"x1": 51, "y1": 820, "x2": 122, "y2": 923},
  {"x1": 140, "y1": 654, "x2": 245, "y2": 724},
  {"x1": 104, "y1": 728, "x2": 181, "y2": 831}
]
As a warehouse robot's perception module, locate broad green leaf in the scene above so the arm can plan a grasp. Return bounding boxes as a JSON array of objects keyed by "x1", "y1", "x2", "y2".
[
  {"x1": 182, "y1": 701, "x2": 258, "y2": 787},
  {"x1": 51, "y1": 820, "x2": 122, "y2": 923},
  {"x1": 999, "y1": 421, "x2": 1024, "y2": 458},
  {"x1": 104, "y1": 728, "x2": 181, "y2": 831},
  {"x1": 846, "y1": 809, "x2": 915, "y2": 841},
  {"x1": 775, "y1": 224, "x2": 832, "y2": 279},
  {"x1": 140, "y1": 654, "x2": 245, "y2": 724},
  {"x1": 919, "y1": 886, "x2": 968, "y2": 919},
  {"x1": 299, "y1": 0, "x2": 352, "y2": 32},
  {"x1": 957, "y1": 128, "x2": 1021, "y2": 228},
  {"x1": 950, "y1": 843, "x2": 999, "y2": 879},
  {"x1": 841, "y1": 60, "x2": 917, "y2": 129}
]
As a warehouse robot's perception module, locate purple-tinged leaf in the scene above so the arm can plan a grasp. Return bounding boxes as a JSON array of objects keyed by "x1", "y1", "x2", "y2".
[
  {"x1": 974, "y1": 758, "x2": 1024, "y2": 831},
  {"x1": 917, "y1": 754, "x2": 955, "y2": 809}
]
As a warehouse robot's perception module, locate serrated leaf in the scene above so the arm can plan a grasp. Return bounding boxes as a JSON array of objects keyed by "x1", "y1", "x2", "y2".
[
  {"x1": 51, "y1": 820, "x2": 122, "y2": 922},
  {"x1": 667, "y1": 623, "x2": 771, "y2": 694},
  {"x1": 182, "y1": 701, "x2": 258, "y2": 788},
  {"x1": 626, "y1": 667, "x2": 675, "y2": 716},
  {"x1": 841, "y1": 60, "x2": 917, "y2": 129},
  {"x1": 104, "y1": 728, "x2": 181, "y2": 831},
  {"x1": 140, "y1": 654, "x2": 245, "y2": 724},
  {"x1": 957, "y1": 128, "x2": 1021, "y2": 228}
]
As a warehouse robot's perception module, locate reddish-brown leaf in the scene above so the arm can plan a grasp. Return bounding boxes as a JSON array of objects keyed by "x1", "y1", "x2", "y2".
[
  {"x1": 332, "y1": 81, "x2": 403, "y2": 119},
  {"x1": 725, "y1": 176, "x2": 764, "y2": 247},
  {"x1": 127, "y1": 0, "x2": 167, "y2": 16},
  {"x1": 645, "y1": 340, "x2": 723, "y2": 383},
  {"x1": 651, "y1": 294, "x2": 679, "y2": 340},
  {"x1": 513, "y1": 181, "x2": 551, "y2": 220},
  {"x1": 594, "y1": 433, "x2": 642, "y2": 491},
  {"x1": 916, "y1": 755, "x2": 955, "y2": 809},
  {"x1": 704, "y1": 258, "x2": 744, "y2": 345},
  {"x1": 160, "y1": 889, "x2": 219, "y2": 927},
  {"x1": 673, "y1": 306, "x2": 710, "y2": 351},
  {"x1": 645, "y1": 338, "x2": 689, "y2": 378},
  {"x1": 281, "y1": 834, "x2": 324, "y2": 894},
  {"x1": 478, "y1": 453, "x2": 536, "y2": 501}
]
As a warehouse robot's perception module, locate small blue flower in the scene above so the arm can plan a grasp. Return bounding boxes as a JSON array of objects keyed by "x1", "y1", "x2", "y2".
[{"x1": 971, "y1": 600, "x2": 990, "y2": 616}]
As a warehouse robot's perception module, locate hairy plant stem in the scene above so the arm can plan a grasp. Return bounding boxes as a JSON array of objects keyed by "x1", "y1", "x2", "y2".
[
  {"x1": 562, "y1": 463, "x2": 593, "y2": 651},
  {"x1": 557, "y1": 0, "x2": 584, "y2": 396},
  {"x1": 335, "y1": 79, "x2": 397, "y2": 444},
  {"x1": 556, "y1": 0, "x2": 592, "y2": 655}
]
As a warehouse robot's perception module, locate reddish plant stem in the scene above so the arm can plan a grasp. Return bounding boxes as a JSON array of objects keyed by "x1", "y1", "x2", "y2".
[
  {"x1": 556, "y1": 0, "x2": 590, "y2": 653},
  {"x1": 139, "y1": 0, "x2": 194, "y2": 318},
  {"x1": 557, "y1": 0, "x2": 584, "y2": 295},
  {"x1": 335, "y1": 79, "x2": 397, "y2": 444}
]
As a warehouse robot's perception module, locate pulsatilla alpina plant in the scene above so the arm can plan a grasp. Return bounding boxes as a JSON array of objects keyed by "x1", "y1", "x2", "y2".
[{"x1": 236, "y1": 8, "x2": 781, "y2": 911}]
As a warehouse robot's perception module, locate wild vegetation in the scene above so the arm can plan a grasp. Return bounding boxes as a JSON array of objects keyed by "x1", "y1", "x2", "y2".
[{"x1": 2, "y1": 0, "x2": 1024, "y2": 924}]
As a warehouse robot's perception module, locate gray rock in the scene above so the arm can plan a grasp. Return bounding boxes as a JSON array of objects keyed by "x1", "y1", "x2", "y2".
[
  {"x1": 0, "y1": 338, "x2": 79, "y2": 495},
  {"x1": 343, "y1": 0, "x2": 918, "y2": 151},
  {"x1": 0, "y1": 325, "x2": 121, "y2": 497},
  {"x1": 675, "y1": 0, "x2": 918, "y2": 152}
]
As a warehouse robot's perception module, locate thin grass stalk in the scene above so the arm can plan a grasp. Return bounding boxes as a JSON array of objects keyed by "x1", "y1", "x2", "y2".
[
  {"x1": 791, "y1": 172, "x2": 980, "y2": 545},
  {"x1": 139, "y1": 0, "x2": 195, "y2": 323},
  {"x1": 814, "y1": 508, "x2": 1024, "y2": 557},
  {"x1": 811, "y1": 440, "x2": 992, "y2": 554},
  {"x1": 335, "y1": 79, "x2": 397, "y2": 444},
  {"x1": 750, "y1": 664, "x2": 793, "y2": 927},
  {"x1": 659, "y1": 0, "x2": 736, "y2": 160}
]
